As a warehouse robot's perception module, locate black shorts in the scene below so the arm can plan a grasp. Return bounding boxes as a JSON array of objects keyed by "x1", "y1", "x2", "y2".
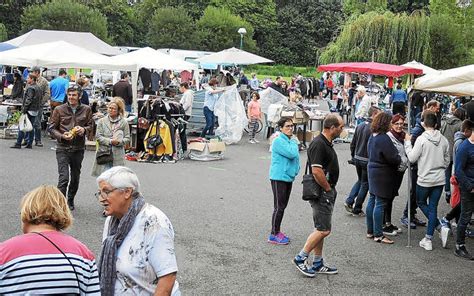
[{"x1": 309, "y1": 188, "x2": 337, "y2": 231}]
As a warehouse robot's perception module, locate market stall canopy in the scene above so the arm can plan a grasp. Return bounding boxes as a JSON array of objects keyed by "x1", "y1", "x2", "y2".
[
  {"x1": 195, "y1": 47, "x2": 274, "y2": 66},
  {"x1": 0, "y1": 41, "x2": 135, "y2": 71},
  {"x1": 402, "y1": 60, "x2": 438, "y2": 75},
  {"x1": 413, "y1": 64, "x2": 474, "y2": 96},
  {"x1": 318, "y1": 62, "x2": 423, "y2": 77},
  {"x1": 4, "y1": 29, "x2": 121, "y2": 56},
  {"x1": 0, "y1": 42, "x2": 16, "y2": 52},
  {"x1": 111, "y1": 47, "x2": 198, "y2": 71}
]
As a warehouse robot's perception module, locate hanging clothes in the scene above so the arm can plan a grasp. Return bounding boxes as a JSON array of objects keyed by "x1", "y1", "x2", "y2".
[
  {"x1": 151, "y1": 71, "x2": 161, "y2": 92},
  {"x1": 144, "y1": 120, "x2": 173, "y2": 156},
  {"x1": 139, "y1": 68, "x2": 152, "y2": 92}
]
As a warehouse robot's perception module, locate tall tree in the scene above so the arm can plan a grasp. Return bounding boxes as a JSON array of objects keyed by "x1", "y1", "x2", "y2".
[
  {"x1": 0, "y1": 0, "x2": 46, "y2": 39},
  {"x1": 0, "y1": 23, "x2": 7, "y2": 42},
  {"x1": 387, "y1": 0, "x2": 429, "y2": 13},
  {"x1": 272, "y1": 0, "x2": 343, "y2": 66},
  {"x1": 21, "y1": 0, "x2": 109, "y2": 41},
  {"x1": 79, "y1": 0, "x2": 138, "y2": 46},
  {"x1": 196, "y1": 6, "x2": 256, "y2": 52},
  {"x1": 147, "y1": 6, "x2": 197, "y2": 49}
]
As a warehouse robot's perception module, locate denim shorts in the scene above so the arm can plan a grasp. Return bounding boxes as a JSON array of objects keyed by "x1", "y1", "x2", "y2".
[{"x1": 309, "y1": 188, "x2": 337, "y2": 231}]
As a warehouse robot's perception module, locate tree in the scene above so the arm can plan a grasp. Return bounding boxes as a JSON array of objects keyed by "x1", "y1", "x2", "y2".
[
  {"x1": 79, "y1": 0, "x2": 139, "y2": 46},
  {"x1": 196, "y1": 6, "x2": 256, "y2": 52},
  {"x1": 208, "y1": 0, "x2": 277, "y2": 58},
  {"x1": 0, "y1": 23, "x2": 7, "y2": 42},
  {"x1": 271, "y1": 0, "x2": 344, "y2": 66},
  {"x1": 147, "y1": 6, "x2": 197, "y2": 49},
  {"x1": 387, "y1": 0, "x2": 429, "y2": 13},
  {"x1": 320, "y1": 11, "x2": 432, "y2": 66},
  {"x1": 0, "y1": 1, "x2": 46, "y2": 39},
  {"x1": 21, "y1": 0, "x2": 109, "y2": 42}
]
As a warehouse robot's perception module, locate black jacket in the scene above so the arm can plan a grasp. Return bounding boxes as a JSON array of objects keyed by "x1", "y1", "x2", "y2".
[
  {"x1": 350, "y1": 119, "x2": 372, "y2": 163},
  {"x1": 21, "y1": 84, "x2": 42, "y2": 113},
  {"x1": 112, "y1": 80, "x2": 133, "y2": 105}
]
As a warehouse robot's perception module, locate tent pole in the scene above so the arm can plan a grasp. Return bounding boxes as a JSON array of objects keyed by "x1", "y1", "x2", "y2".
[{"x1": 406, "y1": 74, "x2": 414, "y2": 248}]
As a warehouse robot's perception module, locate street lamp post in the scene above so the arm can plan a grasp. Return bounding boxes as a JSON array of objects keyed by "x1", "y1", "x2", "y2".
[{"x1": 238, "y1": 27, "x2": 247, "y2": 50}]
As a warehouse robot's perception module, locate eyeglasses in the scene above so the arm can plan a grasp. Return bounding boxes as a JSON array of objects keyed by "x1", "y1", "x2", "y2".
[
  {"x1": 284, "y1": 124, "x2": 294, "y2": 128},
  {"x1": 95, "y1": 188, "x2": 120, "y2": 200}
]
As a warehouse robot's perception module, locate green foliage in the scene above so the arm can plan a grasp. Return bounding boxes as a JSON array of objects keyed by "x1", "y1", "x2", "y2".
[
  {"x1": 430, "y1": 0, "x2": 473, "y2": 48},
  {"x1": 8, "y1": 111, "x2": 22, "y2": 125},
  {"x1": 246, "y1": 64, "x2": 316, "y2": 78},
  {"x1": 21, "y1": 0, "x2": 109, "y2": 41},
  {"x1": 0, "y1": 1, "x2": 46, "y2": 39},
  {"x1": 0, "y1": 23, "x2": 7, "y2": 42},
  {"x1": 387, "y1": 0, "x2": 429, "y2": 13},
  {"x1": 147, "y1": 6, "x2": 197, "y2": 49},
  {"x1": 79, "y1": 0, "x2": 138, "y2": 46},
  {"x1": 271, "y1": 0, "x2": 343, "y2": 66},
  {"x1": 320, "y1": 11, "x2": 432, "y2": 66},
  {"x1": 429, "y1": 14, "x2": 468, "y2": 69},
  {"x1": 196, "y1": 6, "x2": 256, "y2": 52},
  {"x1": 208, "y1": 0, "x2": 278, "y2": 59}
]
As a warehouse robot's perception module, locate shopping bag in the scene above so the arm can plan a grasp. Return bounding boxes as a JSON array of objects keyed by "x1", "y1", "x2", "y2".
[{"x1": 19, "y1": 114, "x2": 33, "y2": 132}]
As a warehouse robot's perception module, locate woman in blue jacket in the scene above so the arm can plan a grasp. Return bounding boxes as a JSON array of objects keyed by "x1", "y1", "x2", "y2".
[
  {"x1": 268, "y1": 118, "x2": 300, "y2": 245},
  {"x1": 366, "y1": 112, "x2": 401, "y2": 244}
]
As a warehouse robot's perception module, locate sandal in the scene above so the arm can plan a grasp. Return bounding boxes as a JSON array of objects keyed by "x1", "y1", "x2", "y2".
[
  {"x1": 366, "y1": 234, "x2": 374, "y2": 239},
  {"x1": 374, "y1": 236, "x2": 394, "y2": 244}
]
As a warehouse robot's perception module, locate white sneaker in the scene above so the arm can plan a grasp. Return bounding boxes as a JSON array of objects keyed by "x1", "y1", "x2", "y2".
[
  {"x1": 440, "y1": 226, "x2": 450, "y2": 248},
  {"x1": 253, "y1": 138, "x2": 260, "y2": 143},
  {"x1": 419, "y1": 237, "x2": 433, "y2": 251},
  {"x1": 249, "y1": 139, "x2": 256, "y2": 144}
]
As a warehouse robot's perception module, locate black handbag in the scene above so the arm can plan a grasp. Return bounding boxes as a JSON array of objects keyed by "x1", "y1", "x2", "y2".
[
  {"x1": 96, "y1": 146, "x2": 113, "y2": 165},
  {"x1": 302, "y1": 160, "x2": 322, "y2": 201},
  {"x1": 146, "y1": 134, "x2": 163, "y2": 150}
]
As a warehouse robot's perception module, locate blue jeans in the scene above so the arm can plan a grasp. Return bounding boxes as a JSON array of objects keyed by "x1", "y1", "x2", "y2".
[
  {"x1": 16, "y1": 113, "x2": 36, "y2": 146},
  {"x1": 125, "y1": 104, "x2": 132, "y2": 113},
  {"x1": 201, "y1": 106, "x2": 215, "y2": 137},
  {"x1": 416, "y1": 185, "x2": 442, "y2": 238},
  {"x1": 366, "y1": 194, "x2": 387, "y2": 237},
  {"x1": 346, "y1": 160, "x2": 369, "y2": 213}
]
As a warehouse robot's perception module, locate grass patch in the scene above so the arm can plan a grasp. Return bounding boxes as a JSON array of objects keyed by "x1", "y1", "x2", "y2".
[{"x1": 244, "y1": 64, "x2": 320, "y2": 79}]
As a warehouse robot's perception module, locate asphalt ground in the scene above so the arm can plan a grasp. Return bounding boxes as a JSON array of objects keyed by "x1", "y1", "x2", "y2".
[{"x1": 1, "y1": 134, "x2": 473, "y2": 295}]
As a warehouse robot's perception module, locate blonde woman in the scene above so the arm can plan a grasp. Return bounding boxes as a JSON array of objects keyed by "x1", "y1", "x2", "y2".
[
  {"x1": 0, "y1": 185, "x2": 100, "y2": 295},
  {"x1": 92, "y1": 97, "x2": 131, "y2": 177}
]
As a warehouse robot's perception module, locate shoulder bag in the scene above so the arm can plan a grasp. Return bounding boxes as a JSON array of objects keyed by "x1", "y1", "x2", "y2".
[
  {"x1": 302, "y1": 160, "x2": 322, "y2": 201},
  {"x1": 33, "y1": 232, "x2": 81, "y2": 294},
  {"x1": 96, "y1": 145, "x2": 113, "y2": 165}
]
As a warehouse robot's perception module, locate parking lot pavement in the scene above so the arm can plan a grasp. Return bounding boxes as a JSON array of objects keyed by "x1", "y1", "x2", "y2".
[{"x1": 1, "y1": 135, "x2": 473, "y2": 295}]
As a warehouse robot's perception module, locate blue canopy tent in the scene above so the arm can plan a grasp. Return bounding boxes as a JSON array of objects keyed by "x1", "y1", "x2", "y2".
[{"x1": 0, "y1": 43, "x2": 16, "y2": 52}]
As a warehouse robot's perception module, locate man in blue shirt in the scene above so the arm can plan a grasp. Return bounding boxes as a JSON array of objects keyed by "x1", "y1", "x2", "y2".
[
  {"x1": 454, "y1": 130, "x2": 474, "y2": 260},
  {"x1": 390, "y1": 84, "x2": 407, "y2": 116},
  {"x1": 200, "y1": 78, "x2": 224, "y2": 137},
  {"x1": 49, "y1": 69, "x2": 69, "y2": 110}
]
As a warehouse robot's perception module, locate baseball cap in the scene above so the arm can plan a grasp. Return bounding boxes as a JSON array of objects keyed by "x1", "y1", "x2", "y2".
[{"x1": 30, "y1": 66, "x2": 41, "y2": 72}]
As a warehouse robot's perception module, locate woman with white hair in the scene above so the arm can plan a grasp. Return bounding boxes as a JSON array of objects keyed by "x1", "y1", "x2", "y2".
[
  {"x1": 355, "y1": 86, "x2": 372, "y2": 125},
  {"x1": 97, "y1": 166, "x2": 180, "y2": 296}
]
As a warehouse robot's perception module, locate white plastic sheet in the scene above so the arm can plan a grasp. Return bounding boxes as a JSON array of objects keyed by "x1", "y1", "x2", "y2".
[
  {"x1": 214, "y1": 85, "x2": 248, "y2": 144},
  {"x1": 259, "y1": 87, "x2": 288, "y2": 114}
]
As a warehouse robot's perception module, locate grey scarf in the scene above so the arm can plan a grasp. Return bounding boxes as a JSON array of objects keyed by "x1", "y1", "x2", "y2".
[{"x1": 99, "y1": 192, "x2": 145, "y2": 296}]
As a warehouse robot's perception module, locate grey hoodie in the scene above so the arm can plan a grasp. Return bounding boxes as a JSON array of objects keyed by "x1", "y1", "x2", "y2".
[{"x1": 405, "y1": 129, "x2": 450, "y2": 187}]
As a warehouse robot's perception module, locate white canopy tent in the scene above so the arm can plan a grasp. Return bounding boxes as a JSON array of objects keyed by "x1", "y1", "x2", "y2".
[
  {"x1": 196, "y1": 47, "x2": 274, "y2": 66},
  {"x1": 112, "y1": 47, "x2": 200, "y2": 108},
  {"x1": 0, "y1": 41, "x2": 135, "y2": 71},
  {"x1": 4, "y1": 29, "x2": 122, "y2": 56},
  {"x1": 402, "y1": 60, "x2": 438, "y2": 75},
  {"x1": 413, "y1": 64, "x2": 474, "y2": 96}
]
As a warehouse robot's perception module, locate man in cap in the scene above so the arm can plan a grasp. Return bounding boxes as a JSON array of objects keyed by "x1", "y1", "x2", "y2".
[{"x1": 30, "y1": 66, "x2": 50, "y2": 147}]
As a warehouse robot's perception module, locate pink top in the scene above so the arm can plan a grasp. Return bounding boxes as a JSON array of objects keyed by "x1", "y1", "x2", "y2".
[{"x1": 248, "y1": 100, "x2": 261, "y2": 119}]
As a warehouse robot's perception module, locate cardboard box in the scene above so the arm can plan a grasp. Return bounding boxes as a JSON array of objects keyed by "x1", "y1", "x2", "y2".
[
  {"x1": 208, "y1": 141, "x2": 225, "y2": 153},
  {"x1": 297, "y1": 130, "x2": 320, "y2": 142},
  {"x1": 188, "y1": 142, "x2": 207, "y2": 152},
  {"x1": 3, "y1": 88, "x2": 12, "y2": 96}
]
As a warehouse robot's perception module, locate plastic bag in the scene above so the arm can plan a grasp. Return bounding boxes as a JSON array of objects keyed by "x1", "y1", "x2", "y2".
[
  {"x1": 259, "y1": 88, "x2": 288, "y2": 114},
  {"x1": 18, "y1": 114, "x2": 33, "y2": 132},
  {"x1": 214, "y1": 85, "x2": 248, "y2": 144}
]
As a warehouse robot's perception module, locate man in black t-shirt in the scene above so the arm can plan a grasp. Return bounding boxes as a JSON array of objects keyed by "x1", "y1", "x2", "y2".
[{"x1": 293, "y1": 114, "x2": 344, "y2": 277}]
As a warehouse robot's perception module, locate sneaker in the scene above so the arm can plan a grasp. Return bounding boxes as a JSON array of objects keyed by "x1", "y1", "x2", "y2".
[
  {"x1": 466, "y1": 229, "x2": 474, "y2": 238},
  {"x1": 391, "y1": 224, "x2": 402, "y2": 233},
  {"x1": 293, "y1": 255, "x2": 315, "y2": 278},
  {"x1": 439, "y1": 217, "x2": 451, "y2": 230},
  {"x1": 400, "y1": 217, "x2": 416, "y2": 229},
  {"x1": 351, "y1": 210, "x2": 366, "y2": 217},
  {"x1": 383, "y1": 225, "x2": 398, "y2": 236},
  {"x1": 419, "y1": 237, "x2": 433, "y2": 251},
  {"x1": 35, "y1": 142, "x2": 43, "y2": 147},
  {"x1": 313, "y1": 259, "x2": 338, "y2": 275},
  {"x1": 413, "y1": 216, "x2": 427, "y2": 226},
  {"x1": 249, "y1": 139, "x2": 256, "y2": 144},
  {"x1": 10, "y1": 144, "x2": 21, "y2": 149},
  {"x1": 25, "y1": 145, "x2": 32, "y2": 149},
  {"x1": 454, "y1": 245, "x2": 473, "y2": 260},
  {"x1": 344, "y1": 203, "x2": 353, "y2": 214},
  {"x1": 21, "y1": 141, "x2": 28, "y2": 146},
  {"x1": 279, "y1": 232, "x2": 290, "y2": 242},
  {"x1": 253, "y1": 138, "x2": 260, "y2": 143},
  {"x1": 268, "y1": 233, "x2": 289, "y2": 245},
  {"x1": 440, "y1": 225, "x2": 450, "y2": 248}
]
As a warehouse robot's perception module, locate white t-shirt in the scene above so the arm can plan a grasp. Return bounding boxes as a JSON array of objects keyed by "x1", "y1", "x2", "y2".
[{"x1": 102, "y1": 204, "x2": 180, "y2": 296}]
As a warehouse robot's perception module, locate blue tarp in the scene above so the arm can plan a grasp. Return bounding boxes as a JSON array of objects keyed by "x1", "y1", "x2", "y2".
[{"x1": 0, "y1": 43, "x2": 16, "y2": 52}]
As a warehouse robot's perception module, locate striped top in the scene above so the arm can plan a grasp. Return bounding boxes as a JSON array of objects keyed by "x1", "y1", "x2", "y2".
[{"x1": 0, "y1": 231, "x2": 100, "y2": 295}]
